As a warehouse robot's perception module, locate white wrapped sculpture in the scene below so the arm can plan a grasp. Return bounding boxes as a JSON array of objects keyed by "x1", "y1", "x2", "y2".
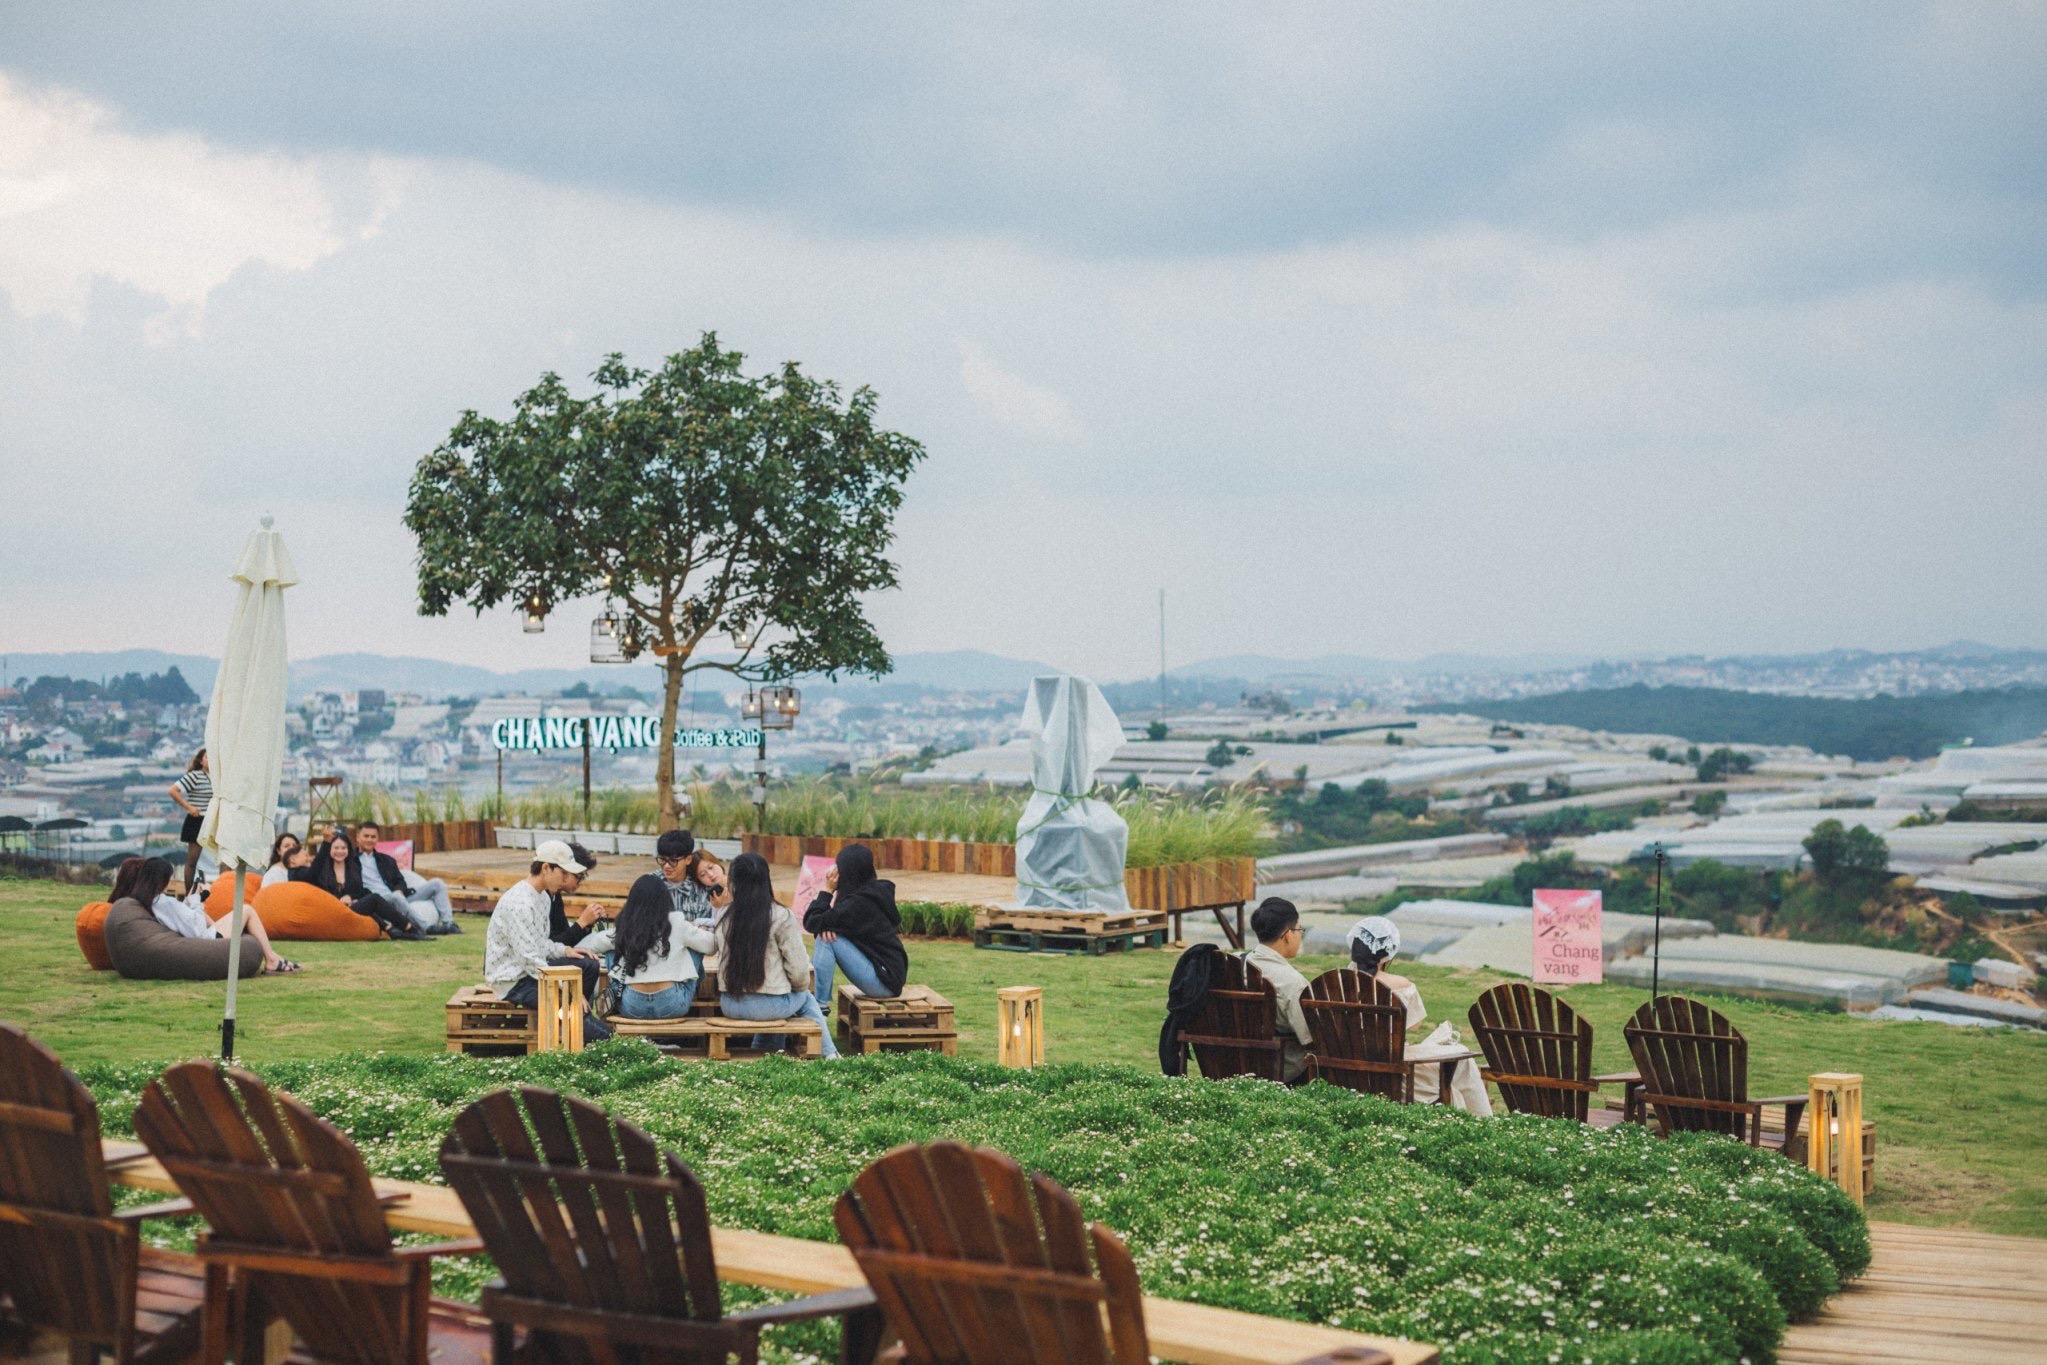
[{"x1": 1014, "y1": 675, "x2": 1131, "y2": 911}]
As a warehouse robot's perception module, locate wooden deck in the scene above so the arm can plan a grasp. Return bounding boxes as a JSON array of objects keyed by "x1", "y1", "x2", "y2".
[{"x1": 1780, "y1": 1221, "x2": 2047, "y2": 1364}]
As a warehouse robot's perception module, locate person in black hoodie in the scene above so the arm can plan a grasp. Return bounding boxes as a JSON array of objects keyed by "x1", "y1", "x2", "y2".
[{"x1": 802, "y1": 842, "x2": 907, "y2": 1000}]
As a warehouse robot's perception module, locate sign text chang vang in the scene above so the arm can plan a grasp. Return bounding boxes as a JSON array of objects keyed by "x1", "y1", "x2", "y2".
[{"x1": 489, "y1": 716, "x2": 762, "y2": 753}]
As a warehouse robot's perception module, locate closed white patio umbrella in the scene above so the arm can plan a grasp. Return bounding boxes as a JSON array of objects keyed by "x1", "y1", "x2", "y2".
[{"x1": 198, "y1": 516, "x2": 297, "y2": 1058}]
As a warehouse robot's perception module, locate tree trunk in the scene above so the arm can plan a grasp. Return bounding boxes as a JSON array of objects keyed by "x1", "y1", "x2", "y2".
[{"x1": 657, "y1": 650, "x2": 687, "y2": 829}]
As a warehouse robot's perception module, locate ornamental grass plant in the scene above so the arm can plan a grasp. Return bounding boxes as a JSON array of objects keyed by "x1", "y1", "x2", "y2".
[{"x1": 83, "y1": 1051, "x2": 1865, "y2": 1365}]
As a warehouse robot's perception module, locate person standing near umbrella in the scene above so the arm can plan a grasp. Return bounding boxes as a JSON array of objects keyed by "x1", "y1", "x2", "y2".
[{"x1": 168, "y1": 748, "x2": 211, "y2": 894}]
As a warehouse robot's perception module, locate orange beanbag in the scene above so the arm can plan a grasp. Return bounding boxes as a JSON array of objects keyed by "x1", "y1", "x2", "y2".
[
  {"x1": 204, "y1": 871, "x2": 267, "y2": 912},
  {"x1": 246, "y1": 880, "x2": 382, "y2": 941},
  {"x1": 76, "y1": 902, "x2": 114, "y2": 970}
]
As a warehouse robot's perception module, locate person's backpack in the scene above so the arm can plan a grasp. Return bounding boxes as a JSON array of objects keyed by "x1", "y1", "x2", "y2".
[{"x1": 1158, "y1": 943, "x2": 1223, "y2": 1076}]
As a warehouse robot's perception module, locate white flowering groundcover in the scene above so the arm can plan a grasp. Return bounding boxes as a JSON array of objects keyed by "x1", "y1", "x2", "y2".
[{"x1": 83, "y1": 1049, "x2": 1866, "y2": 1364}]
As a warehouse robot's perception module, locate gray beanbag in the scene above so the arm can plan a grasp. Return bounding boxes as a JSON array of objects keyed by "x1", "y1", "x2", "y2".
[{"x1": 104, "y1": 899, "x2": 261, "y2": 981}]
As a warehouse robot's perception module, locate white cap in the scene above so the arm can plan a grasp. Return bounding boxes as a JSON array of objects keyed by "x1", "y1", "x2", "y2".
[
  {"x1": 1347, "y1": 916, "x2": 1400, "y2": 960},
  {"x1": 534, "y1": 839, "x2": 589, "y2": 875}
]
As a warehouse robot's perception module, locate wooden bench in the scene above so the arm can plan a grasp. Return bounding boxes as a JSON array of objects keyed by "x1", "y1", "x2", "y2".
[
  {"x1": 835, "y1": 983, "x2": 957, "y2": 1055},
  {"x1": 603, "y1": 1015, "x2": 824, "y2": 1060}
]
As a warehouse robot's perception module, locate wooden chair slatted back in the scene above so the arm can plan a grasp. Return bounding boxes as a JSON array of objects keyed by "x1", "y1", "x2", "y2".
[
  {"x1": 1178, "y1": 954, "x2": 1284, "y2": 1081},
  {"x1": 1623, "y1": 996, "x2": 1751, "y2": 1138},
  {"x1": 0, "y1": 1022, "x2": 132, "y2": 1354},
  {"x1": 1467, "y1": 983, "x2": 1595, "y2": 1121},
  {"x1": 134, "y1": 1061, "x2": 410, "y2": 1363},
  {"x1": 440, "y1": 1085, "x2": 723, "y2": 1365},
  {"x1": 833, "y1": 1141, "x2": 1149, "y2": 1365},
  {"x1": 1300, "y1": 969, "x2": 1412, "y2": 1102}
]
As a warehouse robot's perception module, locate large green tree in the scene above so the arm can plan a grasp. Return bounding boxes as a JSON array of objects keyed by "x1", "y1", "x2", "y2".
[{"x1": 405, "y1": 334, "x2": 925, "y2": 826}]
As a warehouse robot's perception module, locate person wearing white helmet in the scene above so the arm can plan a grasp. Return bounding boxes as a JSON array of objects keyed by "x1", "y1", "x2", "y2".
[{"x1": 1345, "y1": 916, "x2": 1492, "y2": 1116}]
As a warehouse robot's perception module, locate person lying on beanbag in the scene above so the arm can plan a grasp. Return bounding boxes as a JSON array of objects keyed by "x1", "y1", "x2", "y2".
[{"x1": 105, "y1": 856, "x2": 301, "y2": 979}]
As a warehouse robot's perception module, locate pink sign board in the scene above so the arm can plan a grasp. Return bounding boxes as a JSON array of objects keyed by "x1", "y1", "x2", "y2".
[
  {"x1": 376, "y1": 839, "x2": 414, "y2": 872},
  {"x1": 1532, "y1": 888, "x2": 1603, "y2": 985},
  {"x1": 789, "y1": 855, "x2": 836, "y2": 914}
]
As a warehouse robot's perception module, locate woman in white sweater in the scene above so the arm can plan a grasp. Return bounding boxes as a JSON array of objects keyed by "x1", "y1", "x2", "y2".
[
  {"x1": 713, "y1": 853, "x2": 839, "y2": 1058},
  {"x1": 609, "y1": 873, "x2": 718, "y2": 1020}
]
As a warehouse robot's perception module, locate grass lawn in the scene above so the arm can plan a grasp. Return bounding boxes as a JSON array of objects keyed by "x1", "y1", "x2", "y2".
[{"x1": 11, "y1": 874, "x2": 2045, "y2": 1236}]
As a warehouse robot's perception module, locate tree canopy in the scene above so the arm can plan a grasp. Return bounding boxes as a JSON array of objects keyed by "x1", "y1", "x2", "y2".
[{"x1": 406, "y1": 334, "x2": 925, "y2": 824}]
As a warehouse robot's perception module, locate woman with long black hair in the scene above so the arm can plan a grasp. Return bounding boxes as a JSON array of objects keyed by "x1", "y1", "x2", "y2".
[
  {"x1": 713, "y1": 853, "x2": 839, "y2": 1057},
  {"x1": 610, "y1": 873, "x2": 717, "y2": 1021},
  {"x1": 803, "y1": 842, "x2": 906, "y2": 1000}
]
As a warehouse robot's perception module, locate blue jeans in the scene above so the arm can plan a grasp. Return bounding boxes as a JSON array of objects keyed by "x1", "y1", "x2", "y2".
[
  {"x1": 719, "y1": 990, "x2": 839, "y2": 1058},
  {"x1": 616, "y1": 979, "x2": 698, "y2": 1020},
  {"x1": 812, "y1": 935, "x2": 890, "y2": 1001}
]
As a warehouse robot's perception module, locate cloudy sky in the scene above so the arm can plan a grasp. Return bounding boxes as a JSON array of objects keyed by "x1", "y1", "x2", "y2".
[{"x1": 2, "y1": 3, "x2": 2042, "y2": 681}]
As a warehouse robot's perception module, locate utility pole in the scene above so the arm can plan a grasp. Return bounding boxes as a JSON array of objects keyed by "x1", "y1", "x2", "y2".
[{"x1": 1158, "y1": 588, "x2": 1167, "y2": 717}]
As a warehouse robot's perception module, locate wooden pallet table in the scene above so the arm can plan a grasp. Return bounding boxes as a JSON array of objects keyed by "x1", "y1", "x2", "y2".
[
  {"x1": 603, "y1": 1015, "x2": 825, "y2": 1060},
  {"x1": 445, "y1": 984, "x2": 537, "y2": 1055},
  {"x1": 835, "y1": 983, "x2": 958, "y2": 1054},
  {"x1": 974, "y1": 923, "x2": 1169, "y2": 955}
]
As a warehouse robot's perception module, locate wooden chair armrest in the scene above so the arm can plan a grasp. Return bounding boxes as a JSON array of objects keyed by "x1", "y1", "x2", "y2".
[
  {"x1": 1592, "y1": 1071, "x2": 1641, "y2": 1084},
  {"x1": 724, "y1": 1284, "x2": 878, "y2": 1329},
  {"x1": 1422, "y1": 1049, "x2": 1482, "y2": 1065},
  {"x1": 114, "y1": 1197, "x2": 196, "y2": 1224},
  {"x1": 392, "y1": 1238, "x2": 489, "y2": 1261},
  {"x1": 1753, "y1": 1094, "x2": 1811, "y2": 1106}
]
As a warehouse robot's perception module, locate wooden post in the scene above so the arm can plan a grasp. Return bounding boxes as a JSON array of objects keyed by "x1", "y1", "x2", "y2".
[
  {"x1": 997, "y1": 986, "x2": 1043, "y2": 1068},
  {"x1": 1807, "y1": 1072, "x2": 1864, "y2": 1207},
  {"x1": 537, "y1": 965, "x2": 585, "y2": 1054}
]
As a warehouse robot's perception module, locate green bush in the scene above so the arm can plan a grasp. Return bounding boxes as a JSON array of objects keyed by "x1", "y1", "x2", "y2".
[
  {"x1": 894, "y1": 901, "x2": 981, "y2": 938},
  {"x1": 81, "y1": 1052, "x2": 1865, "y2": 1364}
]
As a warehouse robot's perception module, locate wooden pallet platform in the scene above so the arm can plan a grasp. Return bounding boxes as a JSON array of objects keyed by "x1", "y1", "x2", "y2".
[
  {"x1": 603, "y1": 1015, "x2": 824, "y2": 1060},
  {"x1": 974, "y1": 924, "x2": 1169, "y2": 955},
  {"x1": 834, "y1": 983, "x2": 954, "y2": 1033},
  {"x1": 844, "y1": 1030, "x2": 958, "y2": 1056},
  {"x1": 445, "y1": 984, "x2": 537, "y2": 1055},
  {"x1": 1780, "y1": 1221, "x2": 2047, "y2": 1364},
  {"x1": 974, "y1": 905, "x2": 1170, "y2": 935},
  {"x1": 834, "y1": 983, "x2": 958, "y2": 1055}
]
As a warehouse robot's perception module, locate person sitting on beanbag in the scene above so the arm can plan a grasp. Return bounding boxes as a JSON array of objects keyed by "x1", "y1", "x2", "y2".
[{"x1": 107, "y1": 856, "x2": 301, "y2": 977}]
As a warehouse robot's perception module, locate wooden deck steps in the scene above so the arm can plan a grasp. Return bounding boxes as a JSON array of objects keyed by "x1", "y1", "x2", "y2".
[{"x1": 1780, "y1": 1221, "x2": 2047, "y2": 1364}]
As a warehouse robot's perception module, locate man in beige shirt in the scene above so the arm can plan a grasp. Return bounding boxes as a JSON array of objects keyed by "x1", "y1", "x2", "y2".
[{"x1": 1242, "y1": 897, "x2": 1312, "y2": 1083}]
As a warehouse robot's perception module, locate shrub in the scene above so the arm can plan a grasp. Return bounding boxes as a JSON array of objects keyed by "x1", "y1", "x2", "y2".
[{"x1": 81, "y1": 1053, "x2": 1864, "y2": 1364}]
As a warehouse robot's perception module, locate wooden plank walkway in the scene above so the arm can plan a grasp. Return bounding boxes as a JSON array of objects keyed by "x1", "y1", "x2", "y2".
[{"x1": 1781, "y1": 1221, "x2": 2047, "y2": 1363}]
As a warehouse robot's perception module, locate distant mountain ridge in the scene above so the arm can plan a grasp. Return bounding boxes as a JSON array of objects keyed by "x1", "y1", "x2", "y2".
[{"x1": 7, "y1": 641, "x2": 2042, "y2": 702}]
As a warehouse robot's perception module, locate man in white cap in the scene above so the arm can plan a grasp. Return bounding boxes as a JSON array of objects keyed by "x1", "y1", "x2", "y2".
[{"x1": 484, "y1": 839, "x2": 611, "y2": 1041}]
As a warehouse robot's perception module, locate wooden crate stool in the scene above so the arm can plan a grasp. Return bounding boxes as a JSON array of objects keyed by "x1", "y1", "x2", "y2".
[
  {"x1": 446, "y1": 985, "x2": 537, "y2": 1056},
  {"x1": 835, "y1": 984, "x2": 957, "y2": 1055}
]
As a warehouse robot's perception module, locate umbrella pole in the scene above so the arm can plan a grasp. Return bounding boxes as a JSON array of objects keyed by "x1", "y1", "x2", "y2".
[{"x1": 222, "y1": 860, "x2": 248, "y2": 1059}]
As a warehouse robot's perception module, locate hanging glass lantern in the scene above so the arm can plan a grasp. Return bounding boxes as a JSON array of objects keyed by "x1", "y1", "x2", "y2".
[
  {"x1": 589, "y1": 609, "x2": 626, "y2": 664},
  {"x1": 619, "y1": 618, "x2": 646, "y2": 662},
  {"x1": 521, "y1": 592, "x2": 548, "y2": 633}
]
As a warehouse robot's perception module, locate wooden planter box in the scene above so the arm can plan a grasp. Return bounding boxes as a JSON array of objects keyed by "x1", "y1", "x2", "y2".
[
  {"x1": 1123, "y1": 857, "x2": 1258, "y2": 913},
  {"x1": 741, "y1": 834, "x2": 1017, "y2": 877},
  {"x1": 376, "y1": 820, "x2": 498, "y2": 854},
  {"x1": 740, "y1": 835, "x2": 1255, "y2": 913}
]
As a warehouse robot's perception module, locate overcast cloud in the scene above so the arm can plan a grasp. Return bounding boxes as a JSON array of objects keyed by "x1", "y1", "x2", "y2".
[{"x1": 1, "y1": 4, "x2": 2043, "y2": 681}]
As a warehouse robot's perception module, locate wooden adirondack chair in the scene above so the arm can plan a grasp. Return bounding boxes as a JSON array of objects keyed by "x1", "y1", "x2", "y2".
[
  {"x1": 132, "y1": 1062, "x2": 489, "y2": 1365},
  {"x1": 1466, "y1": 983, "x2": 1639, "y2": 1126},
  {"x1": 835, "y1": 1142, "x2": 1387, "y2": 1365},
  {"x1": 1298, "y1": 969, "x2": 1479, "y2": 1104},
  {"x1": 0, "y1": 1023, "x2": 203, "y2": 1364},
  {"x1": 1174, "y1": 953, "x2": 1286, "y2": 1081},
  {"x1": 1623, "y1": 996, "x2": 1809, "y2": 1158},
  {"x1": 438, "y1": 1085, "x2": 880, "y2": 1365}
]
